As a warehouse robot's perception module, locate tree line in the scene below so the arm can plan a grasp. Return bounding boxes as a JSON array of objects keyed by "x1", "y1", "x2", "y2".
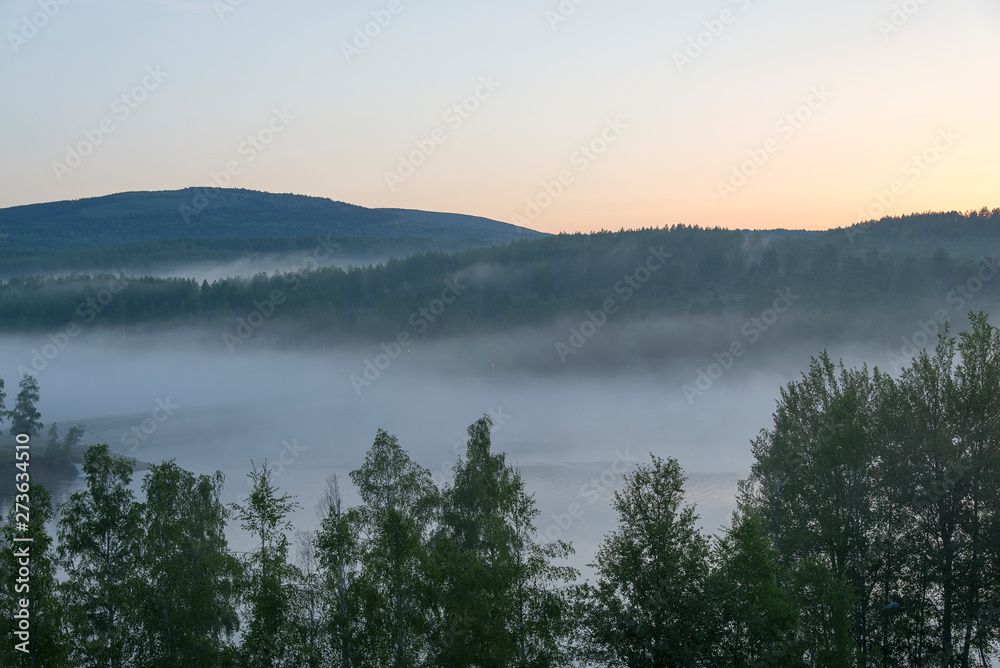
[
  {"x1": 2, "y1": 315, "x2": 1000, "y2": 666},
  {"x1": 0, "y1": 373, "x2": 84, "y2": 460},
  {"x1": 2, "y1": 218, "x2": 1000, "y2": 351},
  {"x1": 0, "y1": 235, "x2": 493, "y2": 278}
]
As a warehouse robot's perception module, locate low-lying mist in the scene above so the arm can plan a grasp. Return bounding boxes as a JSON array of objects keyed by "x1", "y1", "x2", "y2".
[{"x1": 0, "y1": 315, "x2": 916, "y2": 575}]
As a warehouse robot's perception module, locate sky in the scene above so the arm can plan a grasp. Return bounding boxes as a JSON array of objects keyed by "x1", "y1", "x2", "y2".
[{"x1": 1, "y1": 0, "x2": 998, "y2": 234}]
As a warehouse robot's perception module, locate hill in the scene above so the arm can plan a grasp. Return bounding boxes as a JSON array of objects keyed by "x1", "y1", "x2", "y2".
[
  {"x1": 0, "y1": 188, "x2": 544, "y2": 250},
  {"x1": 2, "y1": 209, "x2": 999, "y2": 364}
]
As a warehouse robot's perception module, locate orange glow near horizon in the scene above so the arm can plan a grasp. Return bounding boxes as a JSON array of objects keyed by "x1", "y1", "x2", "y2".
[{"x1": 1, "y1": 1, "x2": 997, "y2": 235}]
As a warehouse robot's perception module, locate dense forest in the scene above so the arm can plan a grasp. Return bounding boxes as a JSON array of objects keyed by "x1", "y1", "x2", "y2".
[
  {"x1": 1, "y1": 314, "x2": 998, "y2": 666},
  {"x1": 1, "y1": 210, "x2": 999, "y2": 357},
  {"x1": 0, "y1": 236, "x2": 509, "y2": 279}
]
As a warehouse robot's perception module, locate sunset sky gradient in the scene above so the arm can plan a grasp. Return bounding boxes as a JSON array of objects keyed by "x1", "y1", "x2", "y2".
[{"x1": 2, "y1": 0, "x2": 997, "y2": 234}]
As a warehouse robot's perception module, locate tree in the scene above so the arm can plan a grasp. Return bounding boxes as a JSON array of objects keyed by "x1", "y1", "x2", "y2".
[
  {"x1": 787, "y1": 557, "x2": 857, "y2": 667},
  {"x1": 231, "y1": 460, "x2": 301, "y2": 666},
  {"x1": 708, "y1": 509, "x2": 802, "y2": 667},
  {"x1": 429, "y1": 415, "x2": 577, "y2": 666},
  {"x1": 45, "y1": 423, "x2": 84, "y2": 459},
  {"x1": 8, "y1": 374, "x2": 42, "y2": 438},
  {"x1": 0, "y1": 484, "x2": 71, "y2": 667},
  {"x1": 284, "y1": 530, "x2": 326, "y2": 668},
  {"x1": 62, "y1": 425, "x2": 85, "y2": 456},
  {"x1": 46, "y1": 422, "x2": 59, "y2": 453},
  {"x1": 136, "y1": 461, "x2": 240, "y2": 667},
  {"x1": 314, "y1": 474, "x2": 362, "y2": 667},
  {"x1": 361, "y1": 429, "x2": 436, "y2": 664},
  {"x1": 348, "y1": 428, "x2": 437, "y2": 667},
  {"x1": 744, "y1": 315, "x2": 1000, "y2": 666},
  {"x1": 579, "y1": 454, "x2": 714, "y2": 667},
  {"x1": 936, "y1": 313, "x2": 1000, "y2": 666},
  {"x1": 57, "y1": 444, "x2": 144, "y2": 668},
  {"x1": 880, "y1": 314, "x2": 1000, "y2": 666},
  {"x1": 747, "y1": 353, "x2": 895, "y2": 664}
]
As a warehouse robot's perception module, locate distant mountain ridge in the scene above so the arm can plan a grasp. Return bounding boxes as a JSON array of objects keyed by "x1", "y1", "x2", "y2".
[{"x1": 0, "y1": 188, "x2": 545, "y2": 250}]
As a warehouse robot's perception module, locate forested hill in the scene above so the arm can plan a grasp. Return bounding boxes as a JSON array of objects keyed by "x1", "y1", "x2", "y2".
[
  {"x1": 828, "y1": 207, "x2": 1000, "y2": 257},
  {"x1": 1, "y1": 208, "x2": 999, "y2": 351},
  {"x1": 0, "y1": 188, "x2": 544, "y2": 249}
]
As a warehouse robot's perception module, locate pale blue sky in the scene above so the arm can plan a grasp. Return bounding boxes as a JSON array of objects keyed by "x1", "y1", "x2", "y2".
[{"x1": 2, "y1": 0, "x2": 998, "y2": 232}]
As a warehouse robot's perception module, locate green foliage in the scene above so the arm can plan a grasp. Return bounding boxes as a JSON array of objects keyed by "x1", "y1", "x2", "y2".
[
  {"x1": 787, "y1": 558, "x2": 857, "y2": 667},
  {"x1": 231, "y1": 460, "x2": 301, "y2": 666},
  {"x1": 347, "y1": 428, "x2": 436, "y2": 666},
  {"x1": 0, "y1": 484, "x2": 71, "y2": 667},
  {"x1": 2, "y1": 213, "x2": 999, "y2": 360},
  {"x1": 7, "y1": 374, "x2": 42, "y2": 438},
  {"x1": 579, "y1": 454, "x2": 714, "y2": 667},
  {"x1": 46, "y1": 422, "x2": 58, "y2": 453},
  {"x1": 429, "y1": 415, "x2": 578, "y2": 666},
  {"x1": 136, "y1": 461, "x2": 240, "y2": 667},
  {"x1": 748, "y1": 312, "x2": 1000, "y2": 666},
  {"x1": 314, "y1": 475, "x2": 362, "y2": 667},
  {"x1": 47, "y1": 423, "x2": 85, "y2": 459},
  {"x1": 708, "y1": 510, "x2": 802, "y2": 667},
  {"x1": 2, "y1": 313, "x2": 997, "y2": 666},
  {"x1": 57, "y1": 444, "x2": 144, "y2": 668}
]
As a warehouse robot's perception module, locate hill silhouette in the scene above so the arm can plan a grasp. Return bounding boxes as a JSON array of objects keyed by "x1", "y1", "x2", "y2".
[{"x1": 0, "y1": 188, "x2": 544, "y2": 250}]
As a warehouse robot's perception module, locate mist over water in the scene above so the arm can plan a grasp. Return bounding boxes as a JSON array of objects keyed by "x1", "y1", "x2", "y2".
[
  {"x1": 7, "y1": 253, "x2": 389, "y2": 285},
  {"x1": 0, "y1": 326, "x2": 892, "y2": 577}
]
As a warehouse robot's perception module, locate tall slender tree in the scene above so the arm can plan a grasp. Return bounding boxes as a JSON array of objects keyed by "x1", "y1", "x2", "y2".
[
  {"x1": 285, "y1": 529, "x2": 326, "y2": 668},
  {"x1": 349, "y1": 428, "x2": 437, "y2": 667},
  {"x1": 8, "y1": 374, "x2": 42, "y2": 438},
  {"x1": 314, "y1": 474, "x2": 362, "y2": 667},
  {"x1": 429, "y1": 415, "x2": 577, "y2": 666},
  {"x1": 45, "y1": 422, "x2": 59, "y2": 453},
  {"x1": 231, "y1": 460, "x2": 300, "y2": 666},
  {"x1": 57, "y1": 444, "x2": 144, "y2": 668}
]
